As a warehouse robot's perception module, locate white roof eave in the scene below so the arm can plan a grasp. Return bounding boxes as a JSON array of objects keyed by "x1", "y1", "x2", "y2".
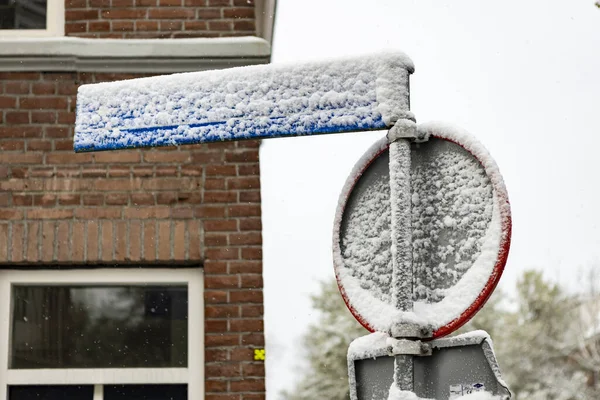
[{"x1": 0, "y1": 36, "x2": 271, "y2": 73}]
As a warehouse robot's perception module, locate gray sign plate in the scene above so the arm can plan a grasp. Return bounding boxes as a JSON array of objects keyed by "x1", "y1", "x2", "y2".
[{"x1": 349, "y1": 333, "x2": 510, "y2": 400}]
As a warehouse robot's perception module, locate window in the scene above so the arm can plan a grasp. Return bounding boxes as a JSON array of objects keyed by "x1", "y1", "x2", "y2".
[
  {"x1": 0, "y1": 268, "x2": 204, "y2": 400},
  {"x1": 0, "y1": 0, "x2": 64, "y2": 37}
]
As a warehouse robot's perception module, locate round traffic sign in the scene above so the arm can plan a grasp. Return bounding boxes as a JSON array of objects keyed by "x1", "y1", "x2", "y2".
[{"x1": 333, "y1": 123, "x2": 511, "y2": 338}]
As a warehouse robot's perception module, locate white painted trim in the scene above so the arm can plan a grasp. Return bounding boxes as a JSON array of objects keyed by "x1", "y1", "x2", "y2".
[
  {"x1": 0, "y1": 277, "x2": 10, "y2": 400},
  {"x1": 0, "y1": 30, "x2": 49, "y2": 38},
  {"x1": 0, "y1": 36, "x2": 271, "y2": 72},
  {"x1": 188, "y1": 269, "x2": 204, "y2": 400},
  {"x1": 0, "y1": 268, "x2": 204, "y2": 399},
  {"x1": 0, "y1": 36, "x2": 270, "y2": 58},
  {"x1": 0, "y1": 0, "x2": 64, "y2": 38},
  {"x1": 7, "y1": 368, "x2": 188, "y2": 385},
  {"x1": 47, "y1": 0, "x2": 66, "y2": 37},
  {"x1": 0, "y1": 56, "x2": 270, "y2": 73},
  {"x1": 256, "y1": 0, "x2": 277, "y2": 45},
  {"x1": 93, "y1": 384, "x2": 102, "y2": 400},
  {"x1": 0, "y1": 268, "x2": 198, "y2": 284}
]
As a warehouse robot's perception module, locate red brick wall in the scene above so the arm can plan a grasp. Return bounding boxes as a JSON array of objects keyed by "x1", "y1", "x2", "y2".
[
  {"x1": 64, "y1": 0, "x2": 257, "y2": 38},
  {"x1": 0, "y1": 71, "x2": 265, "y2": 399}
]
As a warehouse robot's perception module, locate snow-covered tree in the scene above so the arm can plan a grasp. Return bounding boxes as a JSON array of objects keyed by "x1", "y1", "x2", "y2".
[
  {"x1": 569, "y1": 268, "x2": 600, "y2": 395},
  {"x1": 280, "y1": 280, "x2": 366, "y2": 400},
  {"x1": 462, "y1": 270, "x2": 592, "y2": 400},
  {"x1": 284, "y1": 270, "x2": 600, "y2": 400}
]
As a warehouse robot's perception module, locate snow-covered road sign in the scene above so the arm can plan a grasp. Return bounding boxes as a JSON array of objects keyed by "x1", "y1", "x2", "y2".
[
  {"x1": 72, "y1": 51, "x2": 513, "y2": 398},
  {"x1": 333, "y1": 123, "x2": 511, "y2": 339},
  {"x1": 347, "y1": 331, "x2": 511, "y2": 400},
  {"x1": 74, "y1": 52, "x2": 414, "y2": 152}
]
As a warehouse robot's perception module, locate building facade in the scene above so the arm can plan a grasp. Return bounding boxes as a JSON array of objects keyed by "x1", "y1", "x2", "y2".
[{"x1": 0, "y1": 1, "x2": 275, "y2": 399}]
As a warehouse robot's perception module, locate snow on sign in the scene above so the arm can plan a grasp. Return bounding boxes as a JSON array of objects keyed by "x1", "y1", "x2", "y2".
[
  {"x1": 73, "y1": 52, "x2": 414, "y2": 152},
  {"x1": 347, "y1": 330, "x2": 511, "y2": 400},
  {"x1": 333, "y1": 123, "x2": 511, "y2": 338}
]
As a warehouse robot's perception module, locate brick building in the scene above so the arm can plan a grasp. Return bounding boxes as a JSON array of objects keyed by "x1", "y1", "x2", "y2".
[{"x1": 0, "y1": 1, "x2": 276, "y2": 399}]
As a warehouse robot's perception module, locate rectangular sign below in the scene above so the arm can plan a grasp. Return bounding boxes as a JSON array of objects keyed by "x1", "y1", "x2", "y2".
[
  {"x1": 74, "y1": 52, "x2": 414, "y2": 152},
  {"x1": 347, "y1": 331, "x2": 511, "y2": 400}
]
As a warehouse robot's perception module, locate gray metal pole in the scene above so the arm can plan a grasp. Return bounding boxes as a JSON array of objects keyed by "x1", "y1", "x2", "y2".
[
  {"x1": 388, "y1": 126, "x2": 414, "y2": 392},
  {"x1": 389, "y1": 138, "x2": 413, "y2": 312}
]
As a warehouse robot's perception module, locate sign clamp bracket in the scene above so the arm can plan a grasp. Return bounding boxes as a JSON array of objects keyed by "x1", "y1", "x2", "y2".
[
  {"x1": 387, "y1": 119, "x2": 417, "y2": 143},
  {"x1": 385, "y1": 337, "x2": 433, "y2": 357},
  {"x1": 389, "y1": 322, "x2": 433, "y2": 341}
]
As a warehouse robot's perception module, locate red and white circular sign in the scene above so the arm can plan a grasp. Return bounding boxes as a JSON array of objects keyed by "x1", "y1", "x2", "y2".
[{"x1": 333, "y1": 123, "x2": 511, "y2": 339}]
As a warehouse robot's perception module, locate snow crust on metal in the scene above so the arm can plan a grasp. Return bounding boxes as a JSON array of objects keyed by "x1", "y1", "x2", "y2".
[
  {"x1": 385, "y1": 390, "x2": 503, "y2": 400},
  {"x1": 429, "y1": 329, "x2": 510, "y2": 392},
  {"x1": 347, "y1": 331, "x2": 428, "y2": 361},
  {"x1": 333, "y1": 123, "x2": 511, "y2": 338},
  {"x1": 74, "y1": 51, "x2": 414, "y2": 152},
  {"x1": 347, "y1": 330, "x2": 509, "y2": 400}
]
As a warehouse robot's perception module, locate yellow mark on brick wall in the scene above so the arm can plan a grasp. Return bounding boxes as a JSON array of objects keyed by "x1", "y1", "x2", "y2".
[{"x1": 253, "y1": 348, "x2": 265, "y2": 361}]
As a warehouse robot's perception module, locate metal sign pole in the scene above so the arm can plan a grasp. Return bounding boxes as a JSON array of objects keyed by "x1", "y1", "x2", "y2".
[{"x1": 388, "y1": 120, "x2": 417, "y2": 392}]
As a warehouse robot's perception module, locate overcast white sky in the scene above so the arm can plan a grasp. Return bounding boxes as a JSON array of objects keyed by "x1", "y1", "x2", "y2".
[{"x1": 260, "y1": 0, "x2": 600, "y2": 397}]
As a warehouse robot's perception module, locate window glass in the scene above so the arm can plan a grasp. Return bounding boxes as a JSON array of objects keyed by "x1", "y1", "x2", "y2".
[
  {"x1": 104, "y1": 384, "x2": 187, "y2": 400},
  {"x1": 9, "y1": 385, "x2": 93, "y2": 400},
  {"x1": 0, "y1": 0, "x2": 47, "y2": 29},
  {"x1": 10, "y1": 285, "x2": 188, "y2": 369}
]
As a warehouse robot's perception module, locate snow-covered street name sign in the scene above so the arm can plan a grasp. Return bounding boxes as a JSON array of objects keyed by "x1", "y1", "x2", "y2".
[
  {"x1": 333, "y1": 123, "x2": 511, "y2": 339},
  {"x1": 347, "y1": 330, "x2": 511, "y2": 400},
  {"x1": 73, "y1": 52, "x2": 414, "y2": 152}
]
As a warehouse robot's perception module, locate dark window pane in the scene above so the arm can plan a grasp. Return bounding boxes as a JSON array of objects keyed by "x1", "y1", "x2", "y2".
[
  {"x1": 9, "y1": 385, "x2": 93, "y2": 400},
  {"x1": 105, "y1": 384, "x2": 187, "y2": 400},
  {"x1": 11, "y1": 285, "x2": 188, "y2": 369},
  {"x1": 0, "y1": 0, "x2": 47, "y2": 29}
]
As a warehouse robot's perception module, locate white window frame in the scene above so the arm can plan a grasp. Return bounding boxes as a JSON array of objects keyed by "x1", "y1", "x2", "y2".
[
  {"x1": 0, "y1": 268, "x2": 204, "y2": 400},
  {"x1": 0, "y1": 0, "x2": 65, "y2": 38}
]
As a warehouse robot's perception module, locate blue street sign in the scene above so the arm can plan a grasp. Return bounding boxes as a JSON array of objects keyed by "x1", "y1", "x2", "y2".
[{"x1": 74, "y1": 52, "x2": 414, "y2": 152}]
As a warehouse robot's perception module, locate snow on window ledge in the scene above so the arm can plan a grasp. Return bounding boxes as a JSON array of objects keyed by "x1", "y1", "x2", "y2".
[{"x1": 0, "y1": 36, "x2": 271, "y2": 73}]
